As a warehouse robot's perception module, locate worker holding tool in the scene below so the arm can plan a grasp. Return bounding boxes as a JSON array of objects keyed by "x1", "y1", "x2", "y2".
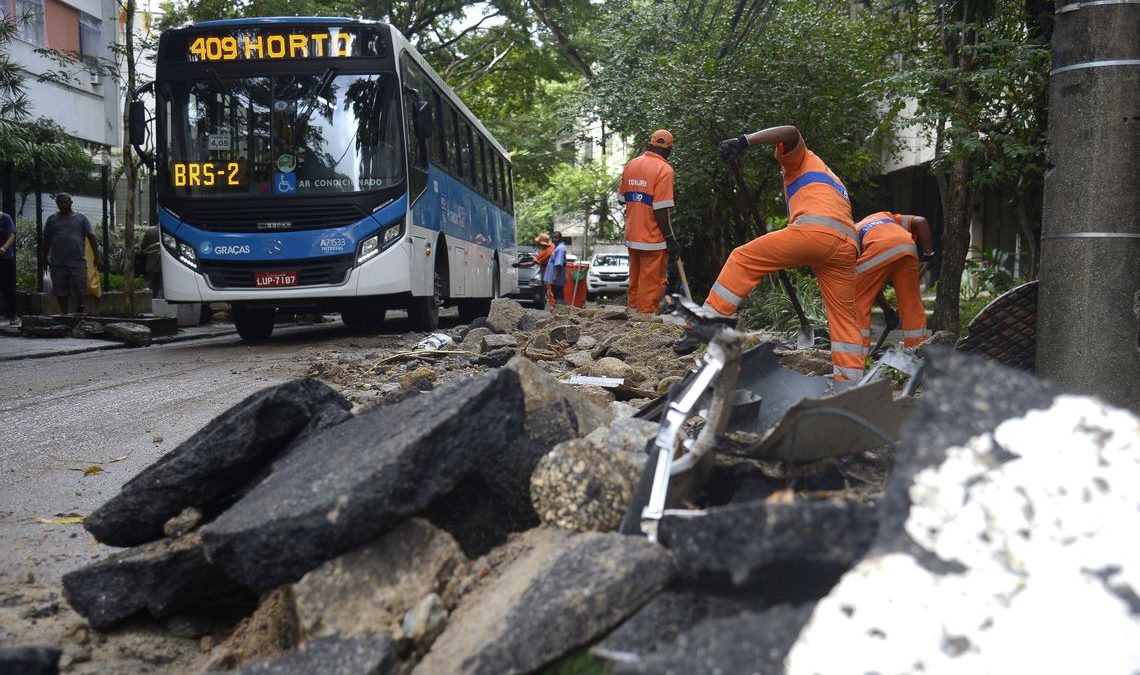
[
  {"x1": 533, "y1": 232, "x2": 556, "y2": 308},
  {"x1": 618, "y1": 129, "x2": 680, "y2": 314},
  {"x1": 854, "y1": 212, "x2": 935, "y2": 352},
  {"x1": 708, "y1": 126, "x2": 865, "y2": 380}
]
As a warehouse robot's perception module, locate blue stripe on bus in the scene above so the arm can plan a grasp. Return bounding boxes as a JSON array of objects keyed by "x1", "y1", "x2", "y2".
[
  {"x1": 160, "y1": 195, "x2": 407, "y2": 261},
  {"x1": 623, "y1": 191, "x2": 653, "y2": 206},
  {"x1": 193, "y1": 17, "x2": 354, "y2": 26},
  {"x1": 785, "y1": 171, "x2": 850, "y2": 201},
  {"x1": 412, "y1": 164, "x2": 515, "y2": 251}
]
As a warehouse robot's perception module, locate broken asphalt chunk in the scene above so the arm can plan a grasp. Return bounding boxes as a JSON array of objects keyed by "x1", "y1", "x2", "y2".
[
  {"x1": 240, "y1": 635, "x2": 396, "y2": 675},
  {"x1": 61, "y1": 533, "x2": 253, "y2": 631},
  {"x1": 84, "y1": 379, "x2": 352, "y2": 547},
  {"x1": 201, "y1": 370, "x2": 523, "y2": 591},
  {"x1": 412, "y1": 529, "x2": 673, "y2": 675},
  {"x1": 0, "y1": 646, "x2": 62, "y2": 675}
]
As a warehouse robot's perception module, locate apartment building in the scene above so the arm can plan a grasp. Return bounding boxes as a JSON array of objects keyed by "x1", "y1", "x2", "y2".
[{"x1": 4, "y1": 0, "x2": 121, "y2": 150}]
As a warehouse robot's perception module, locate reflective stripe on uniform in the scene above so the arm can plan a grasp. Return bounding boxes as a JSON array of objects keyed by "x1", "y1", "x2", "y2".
[
  {"x1": 834, "y1": 365, "x2": 864, "y2": 379},
  {"x1": 785, "y1": 171, "x2": 850, "y2": 201},
  {"x1": 902, "y1": 215, "x2": 911, "y2": 230},
  {"x1": 903, "y1": 328, "x2": 930, "y2": 338},
  {"x1": 653, "y1": 199, "x2": 675, "y2": 210},
  {"x1": 831, "y1": 341, "x2": 864, "y2": 355},
  {"x1": 857, "y1": 217, "x2": 895, "y2": 246},
  {"x1": 626, "y1": 239, "x2": 667, "y2": 251},
  {"x1": 710, "y1": 281, "x2": 744, "y2": 307},
  {"x1": 856, "y1": 243, "x2": 918, "y2": 273},
  {"x1": 860, "y1": 328, "x2": 871, "y2": 335},
  {"x1": 623, "y1": 191, "x2": 653, "y2": 206},
  {"x1": 791, "y1": 215, "x2": 861, "y2": 253},
  {"x1": 702, "y1": 300, "x2": 737, "y2": 318}
]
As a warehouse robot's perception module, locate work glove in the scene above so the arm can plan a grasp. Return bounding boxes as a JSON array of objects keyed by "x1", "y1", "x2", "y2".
[
  {"x1": 718, "y1": 135, "x2": 749, "y2": 162},
  {"x1": 665, "y1": 236, "x2": 681, "y2": 255}
]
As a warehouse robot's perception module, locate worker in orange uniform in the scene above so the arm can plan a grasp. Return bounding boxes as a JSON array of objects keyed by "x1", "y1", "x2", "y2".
[
  {"x1": 532, "y1": 232, "x2": 557, "y2": 308},
  {"x1": 618, "y1": 130, "x2": 680, "y2": 314},
  {"x1": 710, "y1": 126, "x2": 864, "y2": 380},
  {"x1": 854, "y1": 212, "x2": 935, "y2": 352}
]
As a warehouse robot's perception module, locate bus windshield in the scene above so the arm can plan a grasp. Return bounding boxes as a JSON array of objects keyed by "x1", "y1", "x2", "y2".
[{"x1": 161, "y1": 71, "x2": 403, "y2": 197}]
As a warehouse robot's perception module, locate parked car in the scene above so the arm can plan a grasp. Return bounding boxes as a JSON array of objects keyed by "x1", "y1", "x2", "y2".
[
  {"x1": 507, "y1": 246, "x2": 547, "y2": 308},
  {"x1": 586, "y1": 252, "x2": 630, "y2": 298}
]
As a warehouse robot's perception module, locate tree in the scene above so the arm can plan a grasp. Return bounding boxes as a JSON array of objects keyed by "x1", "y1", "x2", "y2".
[
  {"x1": 586, "y1": 0, "x2": 894, "y2": 293},
  {"x1": 876, "y1": 0, "x2": 1050, "y2": 331}
]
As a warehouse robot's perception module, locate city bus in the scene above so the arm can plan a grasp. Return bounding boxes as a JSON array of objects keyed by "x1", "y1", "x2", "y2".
[{"x1": 129, "y1": 17, "x2": 517, "y2": 339}]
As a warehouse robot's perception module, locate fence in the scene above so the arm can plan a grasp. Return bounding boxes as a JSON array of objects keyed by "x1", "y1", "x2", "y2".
[{"x1": 0, "y1": 158, "x2": 156, "y2": 294}]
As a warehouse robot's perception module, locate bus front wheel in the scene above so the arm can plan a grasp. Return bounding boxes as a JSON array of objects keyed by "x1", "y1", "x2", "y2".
[
  {"x1": 408, "y1": 269, "x2": 441, "y2": 332},
  {"x1": 232, "y1": 304, "x2": 275, "y2": 341}
]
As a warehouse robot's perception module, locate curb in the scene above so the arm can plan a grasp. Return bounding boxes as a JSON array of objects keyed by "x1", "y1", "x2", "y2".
[{"x1": 0, "y1": 326, "x2": 240, "y2": 362}]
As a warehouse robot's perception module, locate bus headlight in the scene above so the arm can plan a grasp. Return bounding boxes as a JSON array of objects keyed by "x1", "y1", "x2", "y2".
[
  {"x1": 357, "y1": 219, "x2": 404, "y2": 264},
  {"x1": 161, "y1": 231, "x2": 198, "y2": 269}
]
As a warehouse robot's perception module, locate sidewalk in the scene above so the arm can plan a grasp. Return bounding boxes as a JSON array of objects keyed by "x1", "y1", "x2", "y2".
[{"x1": 0, "y1": 322, "x2": 239, "y2": 361}]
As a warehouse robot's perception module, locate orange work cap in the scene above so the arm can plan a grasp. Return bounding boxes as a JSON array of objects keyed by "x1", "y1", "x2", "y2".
[{"x1": 649, "y1": 129, "x2": 673, "y2": 149}]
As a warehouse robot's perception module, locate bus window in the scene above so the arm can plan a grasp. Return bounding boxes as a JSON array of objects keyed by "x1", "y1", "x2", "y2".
[
  {"x1": 399, "y1": 54, "x2": 429, "y2": 179},
  {"x1": 431, "y1": 89, "x2": 445, "y2": 165},
  {"x1": 478, "y1": 138, "x2": 489, "y2": 196},
  {"x1": 489, "y1": 147, "x2": 498, "y2": 203},
  {"x1": 507, "y1": 165, "x2": 514, "y2": 212},
  {"x1": 497, "y1": 155, "x2": 507, "y2": 207},
  {"x1": 465, "y1": 124, "x2": 476, "y2": 187},
  {"x1": 449, "y1": 107, "x2": 462, "y2": 177}
]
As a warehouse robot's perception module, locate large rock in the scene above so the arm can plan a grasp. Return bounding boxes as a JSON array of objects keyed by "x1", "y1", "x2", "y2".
[
  {"x1": 84, "y1": 379, "x2": 352, "y2": 547},
  {"x1": 585, "y1": 417, "x2": 657, "y2": 468},
  {"x1": 292, "y1": 519, "x2": 465, "y2": 639},
  {"x1": 61, "y1": 533, "x2": 252, "y2": 630},
  {"x1": 103, "y1": 321, "x2": 152, "y2": 346},
  {"x1": 590, "y1": 357, "x2": 635, "y2": 380},
  {"x1": 548, "y1": 324, "x2": 581, "y2": 345},
  {"x1": 658, "y1": 499, "x2": 878, "y2": 586},
  {"x1": 413, "y1": 529, "x2": 673, "y2": 675},
  {"x1": 202, "y1": 371, "x2": 523, "y2": 591},
  {"x1": 427, "y1": 357, "x2": 605, "y2": 556},
  {"x1": 486, "y1": 298, "x2": 526, "y2": 334},
  {"x1": 240, "y1": 635, "x2": 396, "y2": 675},
  {"x1": 480, "y1": 333, "x2": 518, "y2": 353},
  {"x1": 787, "y1": 352, "x2": 1140, "y2": 674},
  {"x1": 612, "y1": 604, "x2": 815, "y2": 675},
  {"x1": 531, "y1": 438, "x2": 640, "y2": 532},
  {"x1": 460, "y1": 327, "x2": 491, "y2": 351},
  {"x1": 0, "y1": 646, "x2": 61, "y2": 675}
]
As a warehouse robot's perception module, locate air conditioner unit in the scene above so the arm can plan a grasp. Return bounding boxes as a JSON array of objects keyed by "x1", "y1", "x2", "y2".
[{"x1": 89, "y1": 71, "x2": 101, "y2": 85}]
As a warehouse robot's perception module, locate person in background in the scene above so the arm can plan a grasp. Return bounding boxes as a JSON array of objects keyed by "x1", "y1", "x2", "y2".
[
  {"x1": 618, "y1": 129, "x2": 679, "y2": 314},
  {"x1": 0, "y1": 209, "x2": 17, "y2": 325},
  {"x1": 854, "y1": 212, "x2": 934, "y2": 352},
  {"x1": 43, "y1": 193, "x2": 100, "y2": 315},
  {"x1": 533, "y1": 232, "x2": 555, "y2": 308},
  {"x1": 543, "y1": 231, "x2": 567, "y2": 307},
  {"x1": 708, "y1": 126, "x2": 864, "y2": 381}
]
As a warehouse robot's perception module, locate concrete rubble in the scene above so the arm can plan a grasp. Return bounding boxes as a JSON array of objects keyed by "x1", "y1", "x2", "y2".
[{"x1": 24, "y1": 300, "x2": 1139, "y2": 674}]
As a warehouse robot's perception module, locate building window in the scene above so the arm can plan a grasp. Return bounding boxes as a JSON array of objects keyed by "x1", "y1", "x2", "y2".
[
  {"x1": 14, "y1": 0, "x2": 45, "y2": 46},
  {"x1": 79, "y1": 12, "x2": 101, "y2": 62}
]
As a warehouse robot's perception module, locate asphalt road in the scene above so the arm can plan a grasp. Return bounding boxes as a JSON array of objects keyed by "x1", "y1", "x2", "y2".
[{"x1": 0, "y1": 319, "x2": 400, "y2": 586}]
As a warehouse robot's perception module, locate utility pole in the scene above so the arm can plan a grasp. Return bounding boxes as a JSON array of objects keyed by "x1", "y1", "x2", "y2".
[{"x1": 1037, "y1": 2, "x2": 1140, "y2": 409}]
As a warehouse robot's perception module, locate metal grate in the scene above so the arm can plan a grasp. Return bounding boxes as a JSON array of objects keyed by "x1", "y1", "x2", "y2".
[
  {"x1": 956, "y1": 280, "x2": 1039, "y2": 371},
  {"x1": 184, "y1": 203, "x2": 369, "y2": 231},
  {"x1": 199, "y1": 255, "x2": 355, "y2": 289}
]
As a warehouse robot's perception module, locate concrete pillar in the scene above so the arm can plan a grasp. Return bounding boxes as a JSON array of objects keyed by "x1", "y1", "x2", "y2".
[{"x1": 1037, "y1": 2, "x2": 1140, "y2": 409}]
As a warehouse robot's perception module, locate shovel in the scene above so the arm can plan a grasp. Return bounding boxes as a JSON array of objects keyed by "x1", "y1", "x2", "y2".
[
  {"x1": 870, "y1": 291, "x2": 900, "y2": 356},
  {"x1": 726, "y1": 160, "x2": 815, "y2": 349}
]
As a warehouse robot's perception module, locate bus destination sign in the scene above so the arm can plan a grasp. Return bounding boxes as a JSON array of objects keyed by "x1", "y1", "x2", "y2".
[{"x1": 181, "y1": 27, "x2": 381, "y2": 63}]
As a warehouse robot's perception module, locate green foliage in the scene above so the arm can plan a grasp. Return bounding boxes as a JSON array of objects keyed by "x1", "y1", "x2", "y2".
[
  {"x1": 738, "y1": 269, "x2": 830, "y2": 347},
  {"x1": 0, "y1": 118, "x2": 99, "y2": 211},
  {"x1": 516, "y1": 158, "x2": 617, "y2": 244},
  {"x1": 958, "y1": 295, "x2": 991, "y2": 334},
  {"x1": 961, "y1": 246, "x2": 1019, "y2": 300},
  {"x1": 584, "y1": 0, "x2": 894, "y2": 287},
  {"x1": 538, "y1": 647, "x2": 606, "y2": 675},
  {"x1": 0, "y1": 13, "x2": 31, "y2": 125}
]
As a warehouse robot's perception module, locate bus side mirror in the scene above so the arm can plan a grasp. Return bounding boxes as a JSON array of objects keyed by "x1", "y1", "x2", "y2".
[
  {"x1": 414, "y1": 100, "x2": 432, "y2": 140},
  {"x1": 128, "y1": 100, "x2": 148, "y2": 146}
]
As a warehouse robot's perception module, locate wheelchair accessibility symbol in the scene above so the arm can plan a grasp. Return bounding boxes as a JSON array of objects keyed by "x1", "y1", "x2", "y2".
[{"x1": 274, "y1": 172, "x2": 297, "y2": 195}]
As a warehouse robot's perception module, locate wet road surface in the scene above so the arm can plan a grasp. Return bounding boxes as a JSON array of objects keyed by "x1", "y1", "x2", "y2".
[{"x1": 0, "y1": 314, "x2": 452, "y2": 586}]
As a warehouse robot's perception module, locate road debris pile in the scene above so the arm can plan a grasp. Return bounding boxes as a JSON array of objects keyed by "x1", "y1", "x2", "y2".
[
  {"x1": 10, "y1": 298, "x2": 1137, "y2": 674},
  {"x1": 7, "y1": 315, "x2": 162, "y2": 346}
]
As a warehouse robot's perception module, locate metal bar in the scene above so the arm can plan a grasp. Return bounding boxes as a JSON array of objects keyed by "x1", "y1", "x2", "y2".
[
  {"x1": 1057, "y1": 0, "x2": 1140, "y2": 12},
  {"x1": 1041, "y1": 232, "x2": 1140, "y2": 240},
  {"x1": 34, "y1": 154, "x2": 43, "y2": 293},
  {"x1": 1051, "y1": 59, "x2": 1140, "y2": 75},
  {"x1": 101, "y1": 164, "x2": 110, "y2": 291}
]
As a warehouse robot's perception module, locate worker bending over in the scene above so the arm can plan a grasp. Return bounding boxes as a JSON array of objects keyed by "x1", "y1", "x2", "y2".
[
  {"x1": 618, "y1": 130, "x2": 680, "y2": 314},
  {"x1": 854, "y1": 212, "x2": 935, "y2": 352},
  {"x1": 710, "y1": 126, "x2": 864, "y2": 380}
]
